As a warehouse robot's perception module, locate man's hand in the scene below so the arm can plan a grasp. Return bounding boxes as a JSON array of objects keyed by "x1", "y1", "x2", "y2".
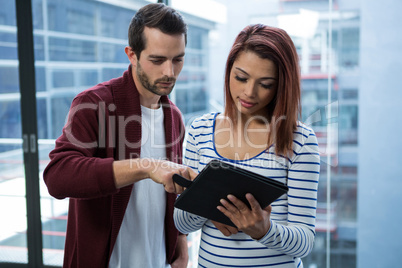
[
  {"x1": 171, "y1": 234, "x2": 189, "y2": 268},
  {"x1": 112, "y1": 158, "x2": 197, "y2": 194},
  {"x1": 211, "y1": 220, "x2": 239, "y2": 236},
  {"x1": 147, "y1": 159, "x2": 197, "y2": 194}
]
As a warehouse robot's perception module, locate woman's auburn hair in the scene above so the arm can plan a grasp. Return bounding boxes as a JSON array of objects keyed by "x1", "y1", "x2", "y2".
[{"x1": 224, "y1": 24, "x2": 301, "y2": 157}]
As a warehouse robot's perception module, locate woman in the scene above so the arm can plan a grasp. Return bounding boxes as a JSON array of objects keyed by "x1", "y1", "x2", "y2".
[{"x1": 174, "y1": 24, "x2": 320, "y2": 267}]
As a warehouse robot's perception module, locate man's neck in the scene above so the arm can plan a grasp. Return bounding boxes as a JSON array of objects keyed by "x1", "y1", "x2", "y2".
[{"x1": 139, "y1": 94, "x2": 161, "y2": 109}]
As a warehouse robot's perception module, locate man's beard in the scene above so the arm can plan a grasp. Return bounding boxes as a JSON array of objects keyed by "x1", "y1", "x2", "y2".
[{"x1": 136, "y1": 62, "x2": 176, "y2": 96}]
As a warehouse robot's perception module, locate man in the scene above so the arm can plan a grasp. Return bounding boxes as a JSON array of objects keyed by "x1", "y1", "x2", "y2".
[{"x1": 43, "y1": 3, "x2": 196, "y2": 267}]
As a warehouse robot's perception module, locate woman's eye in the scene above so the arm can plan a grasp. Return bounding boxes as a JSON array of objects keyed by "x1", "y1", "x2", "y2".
[
  {"x1": 235, "y1": 76, "x2": 247, "y2": 82},
  {"x1": 261, "y1": 83, "x2": 273, "y2": 89}
]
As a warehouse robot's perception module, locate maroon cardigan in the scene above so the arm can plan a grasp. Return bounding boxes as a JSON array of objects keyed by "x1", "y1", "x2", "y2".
[{"x1": 43, "y1": 65, "x2": 185, "y2": 267}]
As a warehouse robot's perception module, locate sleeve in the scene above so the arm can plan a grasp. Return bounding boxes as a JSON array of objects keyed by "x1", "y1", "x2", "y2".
[
  {"x1": 174, "y1": 121, "x2": 208, "y2": 234},
  {"x1": 256, "y1": 130, "x2": 320, "y2": 258},
  {"x1": 43, "y1": 92, "x2": 117, "y2": 200}
]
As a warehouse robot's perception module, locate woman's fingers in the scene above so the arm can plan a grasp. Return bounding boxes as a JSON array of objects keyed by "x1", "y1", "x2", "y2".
[
  {"x1": 217, "y1": 205, "x2": 232, "y2": 222},
  {"x1": 211, "y1": 220, "x2": 238, "y2": 236},
  {"x1": 263, "y1": 205, "x2": 272, "y2": 213},
  {"x1": 218, "y1": 195, "x2": 249, "y2": 228},
  {"x1": 227, "y1": 195, "x2": 250, "y2": 213},
  {"x1": 245, "y1": 193, "x2": 262, "y2": 212},
  {"x1": 218, "y1": 199, "x2": 237, "y2": 215},
  {"x1": 217, "y1": 193, "x2": 272, "y2": 239}
]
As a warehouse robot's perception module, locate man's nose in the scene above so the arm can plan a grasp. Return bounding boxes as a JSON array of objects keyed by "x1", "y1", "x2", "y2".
[{"x1": 162, "y1": 61, "x2": 174, "y2": 77}]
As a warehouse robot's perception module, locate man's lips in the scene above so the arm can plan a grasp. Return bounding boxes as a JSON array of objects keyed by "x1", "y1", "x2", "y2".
[
  {"x1": 158, "y1": 82, "x2": 174, "y2": 87},
  {"x1": 239, "y1": 99, "x2": 256, "y2": 108}
]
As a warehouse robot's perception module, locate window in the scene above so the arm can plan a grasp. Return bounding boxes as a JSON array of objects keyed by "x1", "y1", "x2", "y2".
[{"x1": 1, "y1": 0, "x2": 401, "y2": 267}]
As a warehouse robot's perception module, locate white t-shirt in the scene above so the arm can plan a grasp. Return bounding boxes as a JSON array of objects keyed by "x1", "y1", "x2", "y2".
[{"x1": 109, "y1": 105, "x2": 169, "y2": 268}]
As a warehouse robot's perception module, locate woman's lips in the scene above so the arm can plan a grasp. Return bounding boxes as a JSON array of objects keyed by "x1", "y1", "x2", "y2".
[{"x1": 239, "y1": 99, "x2": 256, "y2": 108}]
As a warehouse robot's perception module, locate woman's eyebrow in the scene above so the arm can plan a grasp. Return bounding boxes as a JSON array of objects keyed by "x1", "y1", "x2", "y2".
[
  {"x1": 235, "y1": 67, "x2": 277, "y2": 80},
  {"x1": 235, "y1": 67, "x2": 248, "y2": 75}
]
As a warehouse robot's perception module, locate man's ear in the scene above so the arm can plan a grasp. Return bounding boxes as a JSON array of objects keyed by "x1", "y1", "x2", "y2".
[{"x1": 125, "y1": 46, "x2": 138, "y2": 67}]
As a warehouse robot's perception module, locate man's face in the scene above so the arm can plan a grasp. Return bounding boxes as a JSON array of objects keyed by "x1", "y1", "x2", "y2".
[{"x1": 129, "y1": 27, "x2": 186, "y2": 98}]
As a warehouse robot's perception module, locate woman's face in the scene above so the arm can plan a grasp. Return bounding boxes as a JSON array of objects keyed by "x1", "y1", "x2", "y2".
[{"x1": 229, "y1": 50, "x2": 278, "y2": 121}]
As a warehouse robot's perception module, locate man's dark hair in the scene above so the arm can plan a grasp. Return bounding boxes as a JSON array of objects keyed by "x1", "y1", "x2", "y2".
[{"x1": 128, "y1": 3, "x2": 187, "y2": 59}]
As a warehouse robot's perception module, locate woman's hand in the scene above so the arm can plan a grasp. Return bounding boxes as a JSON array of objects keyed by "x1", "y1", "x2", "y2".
[
  {"x1": 211, "y1": 220, "x2": 239, "y2": 236},
  {"x1": 217, "y1": 193, "x2": 272, "y2": 240}
]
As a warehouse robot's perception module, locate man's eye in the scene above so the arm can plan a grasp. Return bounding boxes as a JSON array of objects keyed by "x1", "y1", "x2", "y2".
[
  {"x1": 151, "y1": 60, "x2": 163, "y2": 64},
  {"x1": 235, "y1": 76, "x2": 247, "y2": 82},
  {"x1": 174, "y1": 58, "x2": 183, "y2": 63}
]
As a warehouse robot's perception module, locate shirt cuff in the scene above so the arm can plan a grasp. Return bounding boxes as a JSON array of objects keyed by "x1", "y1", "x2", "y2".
[{"x1": 256, "y1": 219, "x2": 276, "y2": 245}]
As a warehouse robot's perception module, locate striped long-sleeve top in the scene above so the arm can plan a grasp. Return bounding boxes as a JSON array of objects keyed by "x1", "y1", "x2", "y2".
[{"x1": 174, "y1": 112, "x2": 320, "y2": 267}]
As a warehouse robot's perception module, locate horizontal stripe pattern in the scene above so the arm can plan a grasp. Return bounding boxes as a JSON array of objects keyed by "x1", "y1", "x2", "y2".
[{"x1": 174, "y1": 113, "x2": 320, "y2": 267}]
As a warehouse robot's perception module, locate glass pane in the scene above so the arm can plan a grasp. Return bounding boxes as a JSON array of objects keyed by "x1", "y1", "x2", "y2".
[
  {"x1": 174, "y1": 1, "x2": 358, "y2": 267},
  {"x1": 33, "y1": 0, "x2": 147, "y2": 265},
  {"x1": 0, "y1": 0, "x2": 28, "y2": 264},
  {"x1": 175, "y1": 25, "x2": 210, "y2": 121},
  {"x1": 39, "y1": 141, "x2": 68, "y2": 265},
  {"x1": 246, "y1": 3, "x2": 358, "y2": 267}
]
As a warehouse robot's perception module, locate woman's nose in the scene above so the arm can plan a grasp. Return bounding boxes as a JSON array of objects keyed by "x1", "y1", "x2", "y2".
[{"x1": 243, "y1": 81, "x2": 256, "y2": 97}]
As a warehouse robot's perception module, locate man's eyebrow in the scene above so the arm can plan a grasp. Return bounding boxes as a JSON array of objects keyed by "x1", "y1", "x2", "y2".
[
  {"x1": 175, "y1": 53, "x2": 185, "y2": 58},
  {"x1": 235, "y1": 67, "x2": 277, "y2": 80},
  {"x1": 148, "y1": 55, "x2": 166, "y2": 59},
  {"x1": 148, "y1": 53, "x2": 185, "y2": 59}
]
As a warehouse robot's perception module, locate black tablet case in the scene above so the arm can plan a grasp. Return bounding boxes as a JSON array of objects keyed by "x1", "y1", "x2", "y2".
[{"x1": 173, "y1": 159, "x2": 288, "y2": 227}]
